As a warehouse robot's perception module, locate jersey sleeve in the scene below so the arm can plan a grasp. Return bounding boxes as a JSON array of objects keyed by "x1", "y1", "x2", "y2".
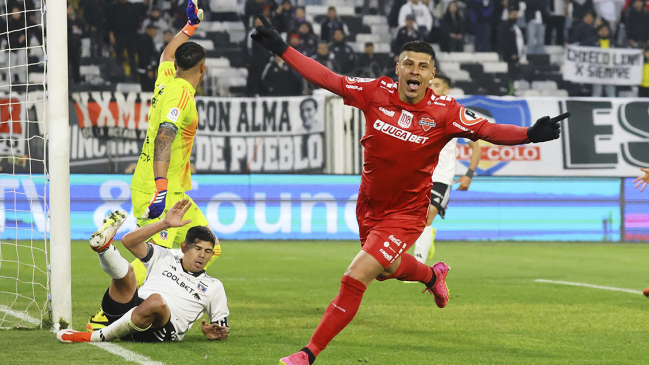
[
  {"x1": 155, "y1": 61, "x2": 176, "y2": 90},
  {"x1": 208, "y1": 281, "x2": 229, "y2": 327},
  {"x1": 443, "y1": 98, "x2": 529, "y2": 145},
  {"x1": 157, "y1": 87, "x2": 193, "y2": 130},
  {"x1": 140, "y1": 243, "x2": 172, "y2": 269},
  {"x1": 340, "y1": 77, "x2": 381, "y2": 110}
]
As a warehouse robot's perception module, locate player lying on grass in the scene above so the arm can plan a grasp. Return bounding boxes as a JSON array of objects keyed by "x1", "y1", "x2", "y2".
[
  {"x1": 251, "y1": 15, "x2": 569, "y2": 365},
  {"x1": 57, "y1": 200, "x2": 229, "y2": 343},
  {"x1": 412, "y1": 73, "x2": 481, "y2": 264}
]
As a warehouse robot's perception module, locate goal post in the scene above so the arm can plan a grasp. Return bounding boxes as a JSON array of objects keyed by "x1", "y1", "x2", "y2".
[{"x1": 46, "y1": 0, "x2": 72, "y2": 329}]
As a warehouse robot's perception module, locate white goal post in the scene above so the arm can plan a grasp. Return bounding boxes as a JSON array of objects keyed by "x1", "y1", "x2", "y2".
[{"x1": 46, "y1": 0, "x2": 72, "y2": 329}]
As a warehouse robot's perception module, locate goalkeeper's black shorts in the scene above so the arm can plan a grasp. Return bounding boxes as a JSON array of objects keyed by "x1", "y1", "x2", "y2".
[{"x1": 101, "y1": 288, "x2": 177, "y2": 342}]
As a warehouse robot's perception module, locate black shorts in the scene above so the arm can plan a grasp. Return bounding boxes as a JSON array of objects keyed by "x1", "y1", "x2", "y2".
[
  {"x1": 101, "y1": 288, "x2": 177, "y2": 342},
  {"x1": 430, "y1": 182, "x2": 451, "y2": 219}
]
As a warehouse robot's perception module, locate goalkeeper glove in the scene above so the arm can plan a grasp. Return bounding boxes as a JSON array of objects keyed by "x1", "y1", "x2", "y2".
[
  {"x1": 527, "y1": 112, "x2": 569, "y2": 143},
  {"x1": 182, "y1": 0, "x2": 204, "y2": 37},
  {"x1": 143, "y1": 177, "x2": 168, "y2": 219},
  {"x1": 250, "y1": 15, "x2": 289, "y2": 56}
]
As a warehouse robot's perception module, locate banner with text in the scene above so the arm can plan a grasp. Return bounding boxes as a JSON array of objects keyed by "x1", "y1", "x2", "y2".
[
  {"x1": 69, "y1": 93, "x2": 326, "y2": 174},
  {"x1": 453, "y1": 96, "x2": 648, "y2": 177},
  {"x1": 563, "y1": 45, "x2": 643, "y2": 85}
]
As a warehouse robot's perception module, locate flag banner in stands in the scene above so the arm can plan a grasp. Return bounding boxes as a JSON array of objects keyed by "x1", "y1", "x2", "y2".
[
  {"x1": 2, "y1": 174, "x2": 647, "y2": 242},
  {"x1": 69, "y1": 93, "x2": 325, "y2": 174},
  {"x1": 0, "y1": 92, "x2": 46, "y2": 174},
  {"x1": 562, "y1": 45, "x2": 643, "y2": 85},
  {"x1": 453, "y1": 96, "x2": 648, "y2": 177}
]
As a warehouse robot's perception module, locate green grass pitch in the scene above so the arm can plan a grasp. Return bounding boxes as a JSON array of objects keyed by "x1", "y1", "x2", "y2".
[{"x1": 1, "y1": 240, "x2": 648, "y2": 364}]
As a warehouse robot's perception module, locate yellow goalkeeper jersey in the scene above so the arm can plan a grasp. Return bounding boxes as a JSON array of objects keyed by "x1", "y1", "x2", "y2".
[{"x1": 131, "y1": 61, "x2": 198, "y2": 194}]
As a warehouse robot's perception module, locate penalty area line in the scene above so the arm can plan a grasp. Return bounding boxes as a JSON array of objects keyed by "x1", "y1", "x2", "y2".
[
  {"x1": 535, "y1": 279, "x2": 643, "y2": 295},
  {"x1": 88, "y1": 343, "x2": 165, "y2": 365},
  {"x1": 0, "y1": 304, "x2": 41, "y2": 325}
]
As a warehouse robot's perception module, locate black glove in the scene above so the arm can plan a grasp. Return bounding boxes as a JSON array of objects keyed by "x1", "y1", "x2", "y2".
[
  {"x1": 250, "y1": 15, "x2": 289, "y2": 56},
  {"x1": 527, "y1": 112, "x2": 569, "y2": 143}
]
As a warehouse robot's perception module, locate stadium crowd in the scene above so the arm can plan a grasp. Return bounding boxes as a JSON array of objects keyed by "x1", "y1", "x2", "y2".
[{"x1": 6, "y1": 0, "x2": 647, "y2": 96}]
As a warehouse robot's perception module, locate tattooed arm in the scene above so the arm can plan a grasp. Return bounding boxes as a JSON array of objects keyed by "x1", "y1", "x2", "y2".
[{"x1": 153, "y1": 122, "x2": 178, "y2": 179}]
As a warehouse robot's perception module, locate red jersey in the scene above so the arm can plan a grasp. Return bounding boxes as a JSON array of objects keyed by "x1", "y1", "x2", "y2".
[{"x1": 282, "y1": 47, "x2": 529, "y2": 221}]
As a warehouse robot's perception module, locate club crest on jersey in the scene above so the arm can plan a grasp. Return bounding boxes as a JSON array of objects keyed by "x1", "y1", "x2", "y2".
[
  {"x1": 197, "y1": 282, "x2": 208, "y2": 293},
  {"x1": 160, "y1": 230, "x2": 168, "y2": 240},
  {"x1": 419, "y1": 117, "x2": 436, "y2": 131},
  {"x1": 398, "y1": 110, "x2": 413, "y2": 128}
]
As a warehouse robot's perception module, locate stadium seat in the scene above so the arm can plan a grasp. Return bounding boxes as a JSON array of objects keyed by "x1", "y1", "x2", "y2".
[
  {"x1": 482, "y1": 62, "x2": 508, "y2": 73},
  {"x1": 439, "y1": 62, "x2": 461, "y2": 71},
  {"x1": 205, "y1": 58, "x2": 231, "y2": 68},
  {"x1": 449, "y1": 87, "x2": 465, "y2": 96},
  {"x1": 192, "y1": 39, "x2": 215, "y2": 51},
  {"x1": 306, "y1": 5, "x2": 355, "y2": 16},
  {"x1": 362, "y1": 15, "x2": 388, "y2": 25},
  {"x1": 531, "y1": 80, "x2": 558, "y2": 90},
  {"x1": 445, "y1": 69, "x2": 471, "y2": 82},
  {"x1": 116, "y1": 83, "x2": 142, "y2": 93}
]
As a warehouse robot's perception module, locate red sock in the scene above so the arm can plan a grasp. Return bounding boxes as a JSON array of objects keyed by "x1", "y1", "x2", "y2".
[
  {"x1": 306, "y1": 275, "x2": 366, "y2": 357},
  {"x1": 376, "y1": 253, "x2": 433, "y2": 283}
]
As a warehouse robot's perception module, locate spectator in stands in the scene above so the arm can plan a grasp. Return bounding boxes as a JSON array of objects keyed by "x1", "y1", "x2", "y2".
[
  {"x1": 246, "y1": 17, "x2": 273, "y2": 96},
  {"x1": 297, "y1": 22, "x2": 319, "y2": 57},
  {"x1": 273, "y1": 0, "x2": 294, "y2": 34},
  {"x1": 329, "y1": 29, "x2": 356, "y2": 75},
  {"x1": 320, "y1": 7, "x2": 348, "y2": 43},
  {"x1": 570, "y1": 10, "x2": 599, "y2": 44},
  {"x1": 244, "y1": 0, "x2": 277, "y2": 29},
  {"x1": 524, "y1": 0, "x2": 547, "y2": 54},
  {"x1": 591, "y1": 23, "x2": 617, "y2": 96},
  {"x1": 290, "y1": 7, "x2": 308, "y2": 34},
  {"x1": 81, "y1": 0, "x2": 106, "y2": 58},
  {"x1": 141, "y1": 8, "x2": 170, "y2": 52},
  {"x1": 499, "y1": 3, "x2": 523, "y2": 95},
  {"x1": 393, "y1": 15, "x2": 421, "y2": 58},
  {"x1": 363, "y1": 0, "x2": 387, "y2": 15},
  {"x1": 355, "y1": 42, "x2": 385, "y2": 77},
  {"x1": 441, "y1": 1, "x2": 465, "y2": 52},
  {"x1": 7, "y1": 6, "x2": 27, "y2": 83},
  {"x1": 593, "y1": 0, "x2": 625, "y2": 34},
  {"x1": 469, "y1": 0, "x2": 494, "y2": 52},
  {"x1": 546, "y1": 0, "x2": 569, "y2": 45},
  {"x1": 398, "y1": 0, "x2": 434, "y2": 37},
  {"x1": 640, "y1": 46, "x2": 649, "y2": 97},
  {"x1": 388, "y1": 0, "x2": 408, "y2": 29},
  {"x1": 8, "y1": 0, "x2": 42, "y2": 45},
  {"x1": 68, "y1": 4, "x2": 84, "y2": 84},
  {"x1": 138, "y1": 25, "x2": 158, "y2": 91},
  {"x1": 312, "y1": 42, "x2": 340, "y2": 73},
  {"x1": 262, "y1": 55, "x2": 303, "y2": 96},
  {"x1": 572, "y1": 0, "x2": 596, "y2": 20},
  {"x1": 108, "y1": 0, "x2": 141, "y2": 77},
  {"x1": 626, "y1": 0, "x2": 649, "y2": 48}
]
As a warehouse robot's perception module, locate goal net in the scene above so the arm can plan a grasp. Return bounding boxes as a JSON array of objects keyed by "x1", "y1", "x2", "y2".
[{"x1": 0, "y1": 1, "x2": 49, "y2": 329}]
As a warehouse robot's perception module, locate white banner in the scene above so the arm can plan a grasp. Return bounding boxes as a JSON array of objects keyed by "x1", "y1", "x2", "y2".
[{"x1": 563, "y1": 45, "x2": 643, "y2": 85}]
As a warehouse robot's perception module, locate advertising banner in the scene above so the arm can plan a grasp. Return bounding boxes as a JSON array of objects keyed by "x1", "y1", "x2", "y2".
[
  {"x1": 1, "y1": 175, "x2": 645, "y2": 242},
  {"x1": 0, "y1": 92, "x2": 46, "y2": 174},
  {"x1": 563, "y1": 45, "x2": 643, "y2": 85},
  {"x1": 69, "y1": 93, "x2": 326, "y2": 174},
  {"x1": 453, "y1": 96, "x2": 649, "y2": 177}
]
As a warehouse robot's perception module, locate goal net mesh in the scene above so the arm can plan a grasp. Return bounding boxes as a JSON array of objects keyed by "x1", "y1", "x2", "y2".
[{"x1": 0, "y1": 0, "x2": 49, "y2": 329}]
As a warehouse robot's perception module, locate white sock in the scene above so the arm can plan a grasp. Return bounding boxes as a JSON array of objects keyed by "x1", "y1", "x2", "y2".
[
  {"x1": 90, "y1": 308, "x2": 150, "y2": 342},
  {"x1": 98, "y1": 245, "x2": 129, "y2": 280},
  {"x1": 414, "y1": 226, "x2": 434, "y2": 264}
]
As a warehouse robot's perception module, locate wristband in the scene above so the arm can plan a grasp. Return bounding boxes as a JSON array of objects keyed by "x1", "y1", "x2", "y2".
[
  {"x1": 155, "y1": 177, "x2": 168, "y2": 191},
  {"x1": 465, "y1": 169, "x2": 475, "y2": 178},
  {"x1": 182, "y1": 22, "x2": 198, "y2": 37}
]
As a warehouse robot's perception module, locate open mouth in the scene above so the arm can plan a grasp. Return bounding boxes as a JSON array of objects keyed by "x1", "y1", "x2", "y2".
[{"x1": 406, "y1": 80, "x2": 420, "y2": 92}]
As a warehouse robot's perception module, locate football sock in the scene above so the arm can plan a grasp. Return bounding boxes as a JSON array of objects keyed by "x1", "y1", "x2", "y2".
[
  {"x1": 91, "y1": 308, "x2": 150, "y2": 342},
  {"x1": 300, "y1": 347, "x2": 316, "y2": 365},
  {"x1": 98, "y1": 243, "x2": 129, "y2": 280},
  {"x1": 376, "y1": 253, "x2": 434, "y2": 284},
  {"x1": 413, "y1": 226, "x2": 434, "y2": 264},
  {"x1": 306, "y1": 275, "x2": 366, "y2": 357}
]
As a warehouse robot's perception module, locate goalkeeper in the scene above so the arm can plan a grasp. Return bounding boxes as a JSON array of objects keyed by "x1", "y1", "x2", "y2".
[{"x1": 88, "y1": 0, "x2": 221, "y2": 331}]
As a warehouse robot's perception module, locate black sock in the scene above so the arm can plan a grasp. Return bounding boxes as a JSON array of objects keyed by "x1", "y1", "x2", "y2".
[
  {"x1": 301, "y1": 347, "x2": 316, "y2": 364},
  {"x1": 426, "y1": 270, "x2": 437, "y2": 288}
]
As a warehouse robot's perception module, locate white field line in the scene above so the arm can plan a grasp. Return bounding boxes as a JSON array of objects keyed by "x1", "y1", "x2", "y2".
[
  {"x1": 88, "y1": 343, "x2": 165, "y2": 365},
  {"x1": 0, "y1": 304, "x2": 41, "y2": 325},
  {"x1": 535, "y1": 279, "x2": 644, "y2": 295},
  {"x1": 0, "y1": 305, "x2": 164, "y2": 365}
]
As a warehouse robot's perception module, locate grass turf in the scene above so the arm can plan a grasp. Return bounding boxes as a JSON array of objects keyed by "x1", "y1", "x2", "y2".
[{"x1": 1, "y1": 240, "x2": 648, "y2": 364}]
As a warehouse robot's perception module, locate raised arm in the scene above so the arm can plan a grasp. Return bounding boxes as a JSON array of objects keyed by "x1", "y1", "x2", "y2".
[
  {"x1": 160, "y1": 0, "x2": 203, "y2": 64},
  {"x1": 251, "y1": 15, "x2": 344, "y2": 96},
  {"x1": 123, "y1": 199, "x2": 193, "y2": 258}
]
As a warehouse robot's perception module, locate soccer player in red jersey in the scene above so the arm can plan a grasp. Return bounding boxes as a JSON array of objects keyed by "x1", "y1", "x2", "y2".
[{"x1": 252, "y1": 15, "x2": 567, "y2": 365}]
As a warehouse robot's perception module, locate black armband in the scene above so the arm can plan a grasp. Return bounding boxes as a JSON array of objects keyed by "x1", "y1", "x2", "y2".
[
  {"x1": 159, "y1": 122, "x2": 178, "y2": 133},
  {"x1": 465, "y1": 169, "x2": 475, "y2": 178}
]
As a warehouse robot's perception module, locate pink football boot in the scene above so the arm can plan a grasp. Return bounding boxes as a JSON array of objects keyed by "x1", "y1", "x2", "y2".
[
  {"x1": 279, "y1": 351, "x2": 310, "y2": 365},
  {"x1": 423, "y1": 261, "x2": 450, "y2": 308}
]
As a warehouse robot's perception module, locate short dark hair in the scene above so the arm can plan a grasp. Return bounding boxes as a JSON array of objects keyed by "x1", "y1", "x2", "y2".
[
  {"x1": 328, "y1": 6, "x2": 336, "y2": 11},
  {"x1": 400, "y1": 40, "x2": 436, "y2": 64},
  {"x1": 175, "y1": 42, "x2": 206, "y2": 70},
  {"x1": 434, "y1": 73, "x2": 452, "y2": 88},
  {"x1": 185, "y1": 226, "x2": 216, "y2": 248},
  {"x1": 365, "y1": 42, "x2": 374, "y2": 48}
]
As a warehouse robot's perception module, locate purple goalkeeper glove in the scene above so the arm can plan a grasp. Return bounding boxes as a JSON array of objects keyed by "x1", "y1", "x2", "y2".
[{"x1": 182, "y1": 0, "x2": 203, "y2": 37}]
